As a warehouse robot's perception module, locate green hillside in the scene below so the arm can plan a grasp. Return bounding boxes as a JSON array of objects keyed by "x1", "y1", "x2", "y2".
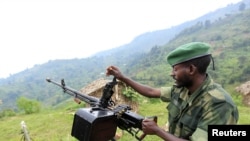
[
  {"x1": 0, "y1": 98, "x2": 249, "y2": 141},
  {"x1": 1, "y1": 1, "x2": 250, "y2": 111},
  {"x1": 0, "y1": 2, "x2": 250, "y2": 141},
  {"x1": 127, "y1": 9, "x2": 250, "y2": 89}
]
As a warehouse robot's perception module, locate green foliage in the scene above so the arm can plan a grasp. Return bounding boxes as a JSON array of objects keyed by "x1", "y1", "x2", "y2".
[
  {"x1": 1, "y1": 3, "x2": 250, "y2": 112},
  {"x1": 125, "y1": 8, "x2": 250, "y2": 104},
  {"x1": 53, "y1": 98, "x2": 86, "y2": 111},
  {"x1": 0, "y1": 109, "x2": 16, "y2": 118},
  {"x1": 0, "y1": 109, "x2": 78, "y2": 141},
  {"x1": 17, "y1": 96, "x2": 41, "y2": 114},
  {"x1": 0, "y1": 99, "x2": 249, "y2": 141},
  {"x1": 0, "y1": 3, "x2": 250, "y2": 140},
  {"x1": 122, "y1": 87, "x2": 141, "y2": 102}
]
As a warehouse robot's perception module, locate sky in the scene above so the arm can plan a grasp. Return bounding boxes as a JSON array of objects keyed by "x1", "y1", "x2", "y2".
[{"x1": 0, "y1": 0, "x2": 242, "y2": 79}]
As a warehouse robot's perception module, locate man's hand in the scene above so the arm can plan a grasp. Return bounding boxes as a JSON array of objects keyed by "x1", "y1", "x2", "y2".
[
  {"x1": 106, "y1": 66, "x2": 124, "y2": 80},
  {"x1": 142, "y1": 116, "x2": 158, "y2": 135}
]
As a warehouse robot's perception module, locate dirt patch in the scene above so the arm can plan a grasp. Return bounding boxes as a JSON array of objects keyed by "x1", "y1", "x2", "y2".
[{"x1": 235, "y1": 81, "x2": 250, "y2": 106}]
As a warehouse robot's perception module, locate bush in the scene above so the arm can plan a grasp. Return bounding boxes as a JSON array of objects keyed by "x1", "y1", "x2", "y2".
[
  {"x1": 122, "y1": 87, "x2": 141, "y2": 102},
  {"x1": 0, "y1": 109, "x2": 16, "y2": 118},
  {"x1": 17, "y1": 96, "x2": 41, "y2": 114}
]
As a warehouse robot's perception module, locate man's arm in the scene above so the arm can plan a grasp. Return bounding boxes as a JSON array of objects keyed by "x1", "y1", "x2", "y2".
[{"x1": 106, "y1": 65, "x2": 161, "y2": 98}]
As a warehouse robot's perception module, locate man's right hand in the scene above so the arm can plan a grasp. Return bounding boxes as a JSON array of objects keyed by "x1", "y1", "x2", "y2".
[
  {"x1": 106, "y1": 65, "x2": 161, "y2": 99},
  {"x1": 106, "y1": 66, "x2": 124, "y2": 80}
]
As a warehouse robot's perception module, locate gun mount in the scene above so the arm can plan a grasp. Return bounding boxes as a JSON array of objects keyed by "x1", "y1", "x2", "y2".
[{"x1": 46, "y1": 77, "x2": 150, "y2": 141}]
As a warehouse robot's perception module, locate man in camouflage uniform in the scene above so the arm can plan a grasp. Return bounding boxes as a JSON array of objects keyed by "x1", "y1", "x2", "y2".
[{"x1": 106, "y1": 42, "x2": 239, "y2": 141}]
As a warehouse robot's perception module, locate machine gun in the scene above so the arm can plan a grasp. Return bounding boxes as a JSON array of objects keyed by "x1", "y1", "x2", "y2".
[{"x1": 46, "y1": 77, "x2": 156, "y2": 141}]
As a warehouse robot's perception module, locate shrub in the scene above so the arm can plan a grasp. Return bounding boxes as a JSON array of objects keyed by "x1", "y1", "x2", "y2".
[{"x1": 17, "y1": 96, "x2": 41, "y2": 114}]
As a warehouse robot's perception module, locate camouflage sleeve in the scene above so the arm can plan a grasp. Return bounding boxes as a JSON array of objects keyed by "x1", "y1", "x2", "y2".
[
  {"x1": 189, "y1": 99, "x2": 238, "y2": 141},
  {"x1": 190, "y1": 128, "x2": 207, "y2": 141},
  {"x1": 160, "y1": 87, "x2": 172, "y2": 102},
  {"x1": 200, "y1": 101, "x2": 238, "y2": 126}
]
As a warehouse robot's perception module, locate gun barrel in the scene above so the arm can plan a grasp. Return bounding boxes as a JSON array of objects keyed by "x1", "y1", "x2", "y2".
[{"x1": 46, "y1": 78, "x2": 99, "y2": 105}]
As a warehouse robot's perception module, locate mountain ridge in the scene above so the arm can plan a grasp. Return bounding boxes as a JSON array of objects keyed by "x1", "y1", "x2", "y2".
[{"x1": 0, "y1": 0, "x2": 250, "y2": 111}]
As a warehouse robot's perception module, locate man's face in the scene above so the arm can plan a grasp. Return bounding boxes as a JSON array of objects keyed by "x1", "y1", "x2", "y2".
[{"x1": 170, "y1": 63, "x2": 192, "y2": 88}]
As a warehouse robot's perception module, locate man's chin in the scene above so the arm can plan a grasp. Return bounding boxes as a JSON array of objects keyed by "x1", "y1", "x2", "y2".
[
  {"x1": 174, "y1": 82, "x2": 182, "y2": 88},
  {"x1": 175, "y1": 85, "x2": 182, "y2": 88}
]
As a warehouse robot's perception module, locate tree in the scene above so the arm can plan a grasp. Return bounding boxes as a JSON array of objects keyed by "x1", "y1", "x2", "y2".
[
  {"x1": 239, "y1": 2, "x2": 246, "y2": 11},
  {"x1": 17, "y1": 96, "x2": 41, "y2": 114},
  {"x1": 205, "y1": 20, "x2": 211, "y2": 29}
]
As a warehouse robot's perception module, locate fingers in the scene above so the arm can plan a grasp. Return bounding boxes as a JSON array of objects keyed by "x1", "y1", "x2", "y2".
[
  {"x1": 142, "y1": 119, "x2": 157, "y2": 127},
  {"x1": 106, "y1": 66, "x2": 113, "y2": 76},
  {"x1": 142, "y1": 119, "x2": 151, "y2": 127},
  {"x1": 143, "y1": 117, "x2": 157, "y2": 122},
  {"x1": 105, "y1": 66, "x2": 123, "y2": 80},
  {"x1": 107, "y1": 65, "x2": 117, "y2": 71},
  {"x1": 106, "y1": 66, "x2": 117, "y2": 76},
  {"x1": 142, "y1": 119, "x2": 159, "y2": 135}
]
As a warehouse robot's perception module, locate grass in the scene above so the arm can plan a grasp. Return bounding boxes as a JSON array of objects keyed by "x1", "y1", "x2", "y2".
[
  {"x1": 0, "y1": 110, "x2": 77, "y2": 141},
  {"x1": 0, "y1": 98, "x2": 249, "y2": 141},
  {"x1": 237, "y1": 106, "x2": 250, "y2": 124}
]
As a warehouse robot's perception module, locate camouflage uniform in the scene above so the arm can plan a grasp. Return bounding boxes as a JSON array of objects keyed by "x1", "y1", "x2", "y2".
[{"x1": 160, "y1": 74, "x2": 239, "y2": 141}]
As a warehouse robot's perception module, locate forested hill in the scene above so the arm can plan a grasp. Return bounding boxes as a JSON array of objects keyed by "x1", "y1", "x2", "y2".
[
  {"x1": 93, "y1": 0, "x2": 250, "y2": 58},
  {"x1": 127, "y1": 8, "x2": 250, "y2": 87},
  {"x1": 0, "y1": 0, "x2": 250, "y2": 111}
]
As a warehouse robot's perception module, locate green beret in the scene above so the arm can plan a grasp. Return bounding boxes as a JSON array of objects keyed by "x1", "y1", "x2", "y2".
[{"x1": 167, "y1": 42, "x2": 211, "y2": 66}]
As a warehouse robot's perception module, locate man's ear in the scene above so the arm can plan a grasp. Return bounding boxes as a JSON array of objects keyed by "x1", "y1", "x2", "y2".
[{"x1": 188, "y1": 64, "x2": 197, "y2": 75}]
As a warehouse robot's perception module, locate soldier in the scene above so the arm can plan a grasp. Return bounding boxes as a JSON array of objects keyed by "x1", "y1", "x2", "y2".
[{"x1": 106, "y1": 42, "x2": 239, "y2": 141}]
